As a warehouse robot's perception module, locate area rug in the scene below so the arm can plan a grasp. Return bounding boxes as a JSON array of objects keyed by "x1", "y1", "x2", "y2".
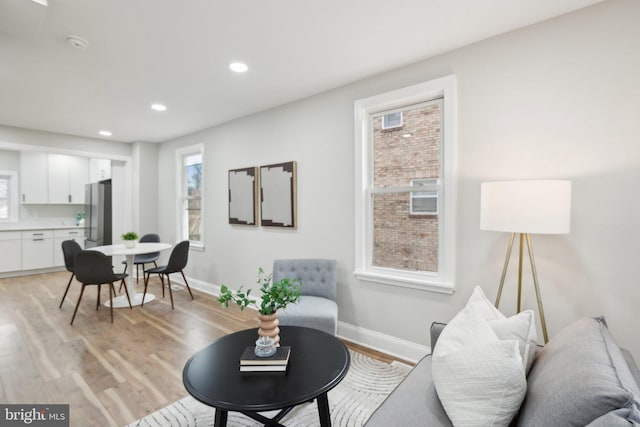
[{"x1": 128, "y1": 350, "x2": 411, "y2": 427}]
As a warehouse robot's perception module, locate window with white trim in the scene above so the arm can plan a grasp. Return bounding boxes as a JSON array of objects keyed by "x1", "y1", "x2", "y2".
[
  {"x1": 176, "y1": 145, "x2": 204, "y2": 249},
  {"x1": 354, "y1": 76, "x2": 457, "y2": 293},
  {"x1": 0, "y1": 171, "x2": 18, "y2": 223}
]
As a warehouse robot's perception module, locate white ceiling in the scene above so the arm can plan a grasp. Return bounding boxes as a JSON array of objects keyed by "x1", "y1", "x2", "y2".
[{"x1": 0, "y1": 0, "x2": 604, "y2": 143}]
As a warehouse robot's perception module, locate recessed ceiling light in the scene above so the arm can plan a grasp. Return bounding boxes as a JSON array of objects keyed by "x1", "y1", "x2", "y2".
[
  {"x1": 99, "y1": 130, "x2": 112, "y2": 137},
  {"x1": 229, "y1": 62, "x2": 248, "y2": 73},
  {"x1": 151, "y1": 103, "x2": 167, "y2": 111}
]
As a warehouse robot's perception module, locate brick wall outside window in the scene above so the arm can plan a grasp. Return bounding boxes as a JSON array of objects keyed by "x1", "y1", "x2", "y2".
[{"x1": 372, "y1": 102, "x2": 441, "y2": 272}]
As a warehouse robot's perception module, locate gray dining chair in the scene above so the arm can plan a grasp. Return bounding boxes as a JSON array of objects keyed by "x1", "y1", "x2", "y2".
[
  {"x1": 121, "y1": 233, "x2": 160, "y2": 286},
  {"x1": 59, "y1": 239, "x2": 82, "y2": 308},
  {"x1": 143, "y1": 240, "x2": 194, "y2": 309},
  {"x1": 72, "y1": 250, "x2": 132, "y2": 324}
]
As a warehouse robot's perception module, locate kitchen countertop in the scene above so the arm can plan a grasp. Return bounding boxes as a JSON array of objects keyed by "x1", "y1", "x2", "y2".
[{"x1": 0, "y1": 224, "x2": 84, "y2": 232}]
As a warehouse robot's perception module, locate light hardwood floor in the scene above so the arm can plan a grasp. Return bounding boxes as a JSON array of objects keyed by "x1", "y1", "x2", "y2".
[{"x1": 0, "y1": 271, "x2": 401, "y2": 426}]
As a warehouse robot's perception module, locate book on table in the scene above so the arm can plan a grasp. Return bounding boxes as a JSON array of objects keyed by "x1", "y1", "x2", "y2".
[
  {"x1": 240, "y1": 346, "x2": 291, "y2": 371},
  {"x1": 240, "y1": 364, "x2": 288, "y2": 372}
]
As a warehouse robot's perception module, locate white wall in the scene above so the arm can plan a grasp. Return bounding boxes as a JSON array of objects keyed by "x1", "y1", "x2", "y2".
[
  {"x1": 158, "y1": 0, "x2": 640, "y2": 359},
  {"x1": 132, "y1": 142, "x2": 159, "y2": 236}
]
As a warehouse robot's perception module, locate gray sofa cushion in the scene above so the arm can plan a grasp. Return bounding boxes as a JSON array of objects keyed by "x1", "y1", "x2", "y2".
[
  {"x1": 430, "y1": 322, "x2": 447, "y2": 351},
  {"x1": 586, "y1": 407, "x2": 640, "y2": 426},
  {"x1": 624, "y1": 349, "x2": 640, "y2": 386},
  {"x1": 517, "y1": 316, "x2": 640, "y2": 426},
  {"x1": 365, "y1": 354, "x2": 453, "y2": 427}
]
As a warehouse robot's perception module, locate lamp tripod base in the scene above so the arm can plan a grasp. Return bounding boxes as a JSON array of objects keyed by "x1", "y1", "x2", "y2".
[{"x1": 495, "y1": 232, "x2": 549, "y2": 343}]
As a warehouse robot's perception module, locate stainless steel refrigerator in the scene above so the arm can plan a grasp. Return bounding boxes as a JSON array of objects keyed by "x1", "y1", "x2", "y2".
[{"x1": 84, "y1": 180, "x2": 112, "y2": 248}]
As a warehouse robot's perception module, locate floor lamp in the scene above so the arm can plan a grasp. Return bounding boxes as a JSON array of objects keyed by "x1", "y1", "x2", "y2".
[{"x1": 480, "y1": 180, "x2": 571, "y2": 343}]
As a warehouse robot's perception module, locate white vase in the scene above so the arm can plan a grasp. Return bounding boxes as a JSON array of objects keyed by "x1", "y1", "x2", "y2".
[{"x1": 123, "y1": 240, "x2": 137, "y2": 248}]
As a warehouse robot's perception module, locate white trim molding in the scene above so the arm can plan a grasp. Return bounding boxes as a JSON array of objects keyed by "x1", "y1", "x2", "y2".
[
  {"x1": 175, "y1": 143, "x2": 205, "y2": 250},
  {"x1": 353, "y1": 75, "x2": 458, "y2": 293},
  {"x1": 337, "y1": 321, "x2": 430, "y2": 364}
]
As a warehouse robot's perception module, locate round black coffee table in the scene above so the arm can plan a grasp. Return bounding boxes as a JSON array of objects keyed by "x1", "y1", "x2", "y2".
[{"x1": 183, "y1": 326, "x2": 350, "y2": 427}]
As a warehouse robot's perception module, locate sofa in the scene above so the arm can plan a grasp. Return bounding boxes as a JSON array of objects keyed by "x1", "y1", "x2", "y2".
[{"x1": 366, "y1": 316, "x2": 640, "y2": 426}]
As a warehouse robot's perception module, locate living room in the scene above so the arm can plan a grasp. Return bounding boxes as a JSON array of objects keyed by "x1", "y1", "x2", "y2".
[{"x1": 1, "y1": 0, "x2": 638, "y2": 425}]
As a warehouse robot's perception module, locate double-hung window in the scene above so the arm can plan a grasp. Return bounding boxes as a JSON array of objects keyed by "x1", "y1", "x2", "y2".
[
  {"x1": 354, "y1": 76, "x2": 457, "y2": 293},
  {"x1": 0, "y1": 171, "x2": 18, "y2": 223},
  {"x1": 176, "y1": 145, "x2": 204, "y2": 250}
]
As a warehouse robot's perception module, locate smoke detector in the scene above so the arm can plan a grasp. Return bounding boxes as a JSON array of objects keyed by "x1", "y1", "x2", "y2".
[{"x1": 65, "y1": 35, "x2": 89, "y2": 49}]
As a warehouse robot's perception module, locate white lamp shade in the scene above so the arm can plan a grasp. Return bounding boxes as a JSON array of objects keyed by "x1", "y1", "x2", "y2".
[{"x1": 480, "y1": 180, "x2": 571, "y2": 234}]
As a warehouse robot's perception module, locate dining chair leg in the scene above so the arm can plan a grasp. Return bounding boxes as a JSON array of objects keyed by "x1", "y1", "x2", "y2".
[
  {"x1": 181, "y1": 271, "x2": 194, "y2": 300},
  {"x1": 70, "y1": 285, "x2": 86, "y2": 325},
  {"x1": 109, "y1": 282, "x2": 114, "y2": 323},
  {"x1": 142, "y1": 274, "x2": 149, "y2": 307},
  {"x1": 167, "y1": 275, "x2": 175, "y2": 309},
  {"x1": 96, "y1": 284, "x2": 101, "y2": 310},
  {"x1": 59, "y1": 273, "x2": 75, "y2": 308},
  {"x1": 121, "y1": 279, "x2": 133, "y2": 309},
  {"x1": 160, "y1": 274, "x2": 165, "y2": 298},
  {"x1": 120, "y1": 264, "x2": 128, "y2": 292},
  {"x1": 136, "y1": 264, "x2": 140, "y2": 284}
]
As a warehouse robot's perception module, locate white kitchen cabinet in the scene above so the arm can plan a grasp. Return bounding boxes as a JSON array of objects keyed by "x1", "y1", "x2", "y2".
[
  {"x1": 53, "y1": 228, "x2": 85, "y2": 267},
  {"x1": 21, "y1": 230, "x2": 54, "y2": 270},
  {"x1": 89, "y1": 158, "x2": 111, "y2": 183},
  {"x1": 48, "y1": 154, "x2": 89, "y2": 204},
  {"x1": 0, "y1": 231, "x2": 22, "y2": 273},
  {"x1": 20, "y1": 152, "x2": 49, "y2": 204}
]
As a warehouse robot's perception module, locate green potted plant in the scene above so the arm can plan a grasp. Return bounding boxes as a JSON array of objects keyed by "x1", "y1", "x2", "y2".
[
  {"x1": 218, "y1": 267, "x2": 302, "y2": 344},
  {"x1": 121, "y1": 231, "x2": 139, "y2": 248}
]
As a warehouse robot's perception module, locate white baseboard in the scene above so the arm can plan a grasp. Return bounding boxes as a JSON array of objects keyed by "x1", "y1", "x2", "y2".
[
  {"x1": 180, "y1": 275, "x2": 429, "y2": 364},
  {"x1": 181, "y1": 276, "x2": 220, "y2": 295},
  {"x1": 337, "y1": 322, "x2": 429, "y2": 364},
  {"x1": 0, "y1": 266, "x2": 65, "y2": 279}
]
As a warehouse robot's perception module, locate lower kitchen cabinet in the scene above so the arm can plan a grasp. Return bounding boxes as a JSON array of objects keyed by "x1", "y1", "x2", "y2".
[
  {"x1": 0, "y1": 232, "x2": 22, "y2": 273},
  {"x1": 0, "y1": 228, "x2": 85, "y2": 273},
  {"x1": 21, "y1": 230, "x2": 54, "y2": 270}
]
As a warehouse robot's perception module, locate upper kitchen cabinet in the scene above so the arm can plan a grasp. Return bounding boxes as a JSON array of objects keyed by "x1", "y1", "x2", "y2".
[
  {"x1": 89, "y1": 158, "x2": 111, "y2": 182},
  {"x1": 48, "y1": 154, "x2": 88, "y2": 204},
  {"x1": 20, "y1": 151, "x2": 48, "y2": 204},
  {"x1": 20, "y1": 152, "x2": 89, "y2": 204}
]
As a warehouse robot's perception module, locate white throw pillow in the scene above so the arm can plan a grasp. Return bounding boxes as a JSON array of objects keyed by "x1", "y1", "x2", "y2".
[
  {"x1": 432, "y1": 287, "x2": 530, "y2": 427},
  {"x1": 465, "y1": 286, "x2": 538, "y2": 373},
  {"x1": 489, "y1": 311, "x2": 537, "y2": 374}
]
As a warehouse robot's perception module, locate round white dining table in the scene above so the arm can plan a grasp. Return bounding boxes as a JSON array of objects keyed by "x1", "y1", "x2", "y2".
[{"x1": 87, "y1": 242, "x2": 172, "y2": 308}]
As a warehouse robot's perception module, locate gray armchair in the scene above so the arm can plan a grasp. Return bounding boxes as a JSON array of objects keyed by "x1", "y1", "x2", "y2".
[{"x1": 272, "y1": 259, "x2": 338, "y2": 336}]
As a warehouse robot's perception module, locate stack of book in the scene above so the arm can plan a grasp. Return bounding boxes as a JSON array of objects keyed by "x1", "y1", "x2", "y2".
[{"x1": 239, "y1": 346, "x2": 291, "y2": 372}]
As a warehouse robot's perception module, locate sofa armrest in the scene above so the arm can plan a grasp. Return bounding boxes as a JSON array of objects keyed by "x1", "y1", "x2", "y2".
[
  {"x1": 364, "y1": 354, "x2": 452, "y2": 426},
  {"x1": 430, "y1": 322, "x2": 447, "y2": 353}
]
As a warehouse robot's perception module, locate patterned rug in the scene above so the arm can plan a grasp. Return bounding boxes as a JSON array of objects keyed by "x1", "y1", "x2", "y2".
[{"x1": 128, "y1": 350, "x2": 411, "y2": 427}]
